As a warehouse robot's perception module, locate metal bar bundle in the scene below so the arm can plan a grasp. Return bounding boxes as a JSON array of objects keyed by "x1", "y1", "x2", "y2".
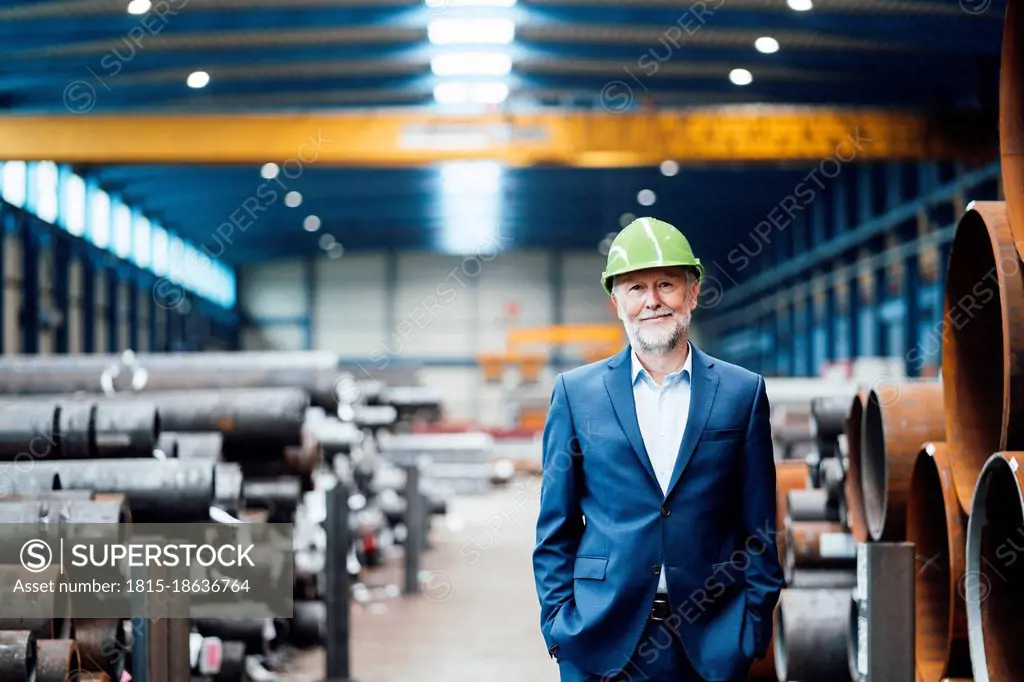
[
  {"x1": 158, "y1": 431, "x2": 223, "y2": 460},
  {"x1": 906, "y1": 443, "x2": 971, "y2": 682},
  {"x1": 0, "y1": 567, "x2": 71, "y2": 640},
  {"x1": 860, "y1": 380, "x2": 944, "y2": 541},
  {"x1": 942, "y1": 201, "x2": 1024, "y2": 512},
  {"x1": 142, "y1": 388, "x2": 308, "y2": 446}
]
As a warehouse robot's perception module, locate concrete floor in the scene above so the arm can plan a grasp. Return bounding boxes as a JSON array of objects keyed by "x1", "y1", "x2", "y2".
[{"x1": 286, "y1": 476, "x2": 558, "y2": 682}]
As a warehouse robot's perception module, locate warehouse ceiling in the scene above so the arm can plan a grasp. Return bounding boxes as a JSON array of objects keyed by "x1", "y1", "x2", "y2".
[{"x1": 0, "y1": 0, "x2": 1007, "y2": 264}]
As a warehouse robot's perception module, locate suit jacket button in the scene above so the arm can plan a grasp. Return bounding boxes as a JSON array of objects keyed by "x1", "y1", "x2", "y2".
[
  {"x1": 661, "y1": 506, "x2": 671, "y2": 517},
  {"x1": 652, "y1": 565, "x2": 661, "y2": 575}
]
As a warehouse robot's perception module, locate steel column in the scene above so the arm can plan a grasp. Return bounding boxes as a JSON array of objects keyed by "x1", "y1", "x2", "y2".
[{"x1": 21, "y1": 222, "x2": 38, "y2": 354}]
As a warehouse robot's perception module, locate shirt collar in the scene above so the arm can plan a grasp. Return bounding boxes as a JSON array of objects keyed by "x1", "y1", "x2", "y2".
[{"x1": 631, "y1": 341, "x2": 693, "y2": 387}]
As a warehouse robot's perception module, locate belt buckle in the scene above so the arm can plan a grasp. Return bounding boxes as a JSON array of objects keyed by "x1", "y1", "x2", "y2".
[{"x1": 651, "y1": 598, "x2": 669, "y2": 621}]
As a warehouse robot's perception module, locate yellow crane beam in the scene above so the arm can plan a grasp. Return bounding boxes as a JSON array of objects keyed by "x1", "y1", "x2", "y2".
[{"x1": 0, "y1": 107, "x2": 992, "y2": 166}]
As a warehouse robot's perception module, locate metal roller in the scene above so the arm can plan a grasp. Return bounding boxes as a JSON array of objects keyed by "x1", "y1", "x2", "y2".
[
  {"x1": 164, "y1": 432, "x2": 223, "y2": 460},
  {"x1": 788, "y1": 568, "x2": 857, "y2": 589},
  {"x1": 942, "y1": 202, "x2": 1024, "y2": 512},
  {"x1": 0, "y1": 630, "x2": 35, "y2": 682},
  {"x1": 783, "y1": 520, "x2": 855, "y2": 583},
  {"x1": 966, "y1": 451, "x2": 1024, "y2": 682},
  {"x1": 74, "y1": 618, "x2": 127, "y2": 679},
  {"x1": 861, "y1": 380, "x2": 944, "y2": 541},
  {"x1": 844, "y1": 390, "x2": 869, "y2": 543},
  {"x1": 786, "y1": 488, "x2": 838, "y2": 523},
  {"x1": 0, "y1": 403, "x2": 59, "y2": 461},
  {"x1": 243, "y1": 477, "x2": 302, "y2": 521},
  {"x1": 773, "y1": 588, "x2": 853, "y2": 682},
  {"x1": 0, "y1": 566, "x2": 70, "y2": 639},
  {"x1": 775, "y1": 460, "x2": 809, "y2": 567},
  {"x1": 22, "y1": 459, "x2": 243, "y2": 521},
  {"x1": 35, "y1": 639, "x2": 81, "y2": 682},
  {"x1": 214, "y1": 640, "x2": 247, "y2": 682},
  {"x1": 92, "y1": 401, "x2": 160, "y2": 458},
  {"x1": 811, "y1": 395, "x2": 851, "y2": 458},
  {"x1": 907, "y1": 442, "x2": 971, "y2": 682},
  {"x1": 0, "y1": 471, "x2": 64, "y2": 499},
  {"x1": 57, "y1": 401, "x2": 95, "y2": 459}
]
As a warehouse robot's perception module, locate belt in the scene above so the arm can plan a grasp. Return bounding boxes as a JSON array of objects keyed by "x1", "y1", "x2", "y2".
[{"x1": 650, "y1": 596, "x2": 671, "y2": 621}]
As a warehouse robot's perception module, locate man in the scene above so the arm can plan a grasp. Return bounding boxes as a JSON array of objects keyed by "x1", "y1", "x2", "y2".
[{"x1": 532, "y1": 217, "x2": 783, "y2": 682}]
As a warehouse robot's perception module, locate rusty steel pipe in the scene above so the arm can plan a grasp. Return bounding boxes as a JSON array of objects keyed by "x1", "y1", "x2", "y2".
[
  {"x1": 35, "y1": 639, "x2": 80, "y2": 682},
  {"x1": 73, "y1": 619, "x2": 127, "y2": 679},
  {"x1": 942, "y1": 202, "x2": 1024, "y2": 512},
  {"x1": 844, "y1": 391, "x2": 869, "y2": 542},
  {"x1": 861, "y1": 380, "x2": 944, "y2": 541},
  {"x1": 773, "y1": 588, "x2": 852, "y2": 682},
  {"x1": 775, "y1": 460, "x2": 809, "y2": 566},
  {"x1": 966, "y1": 452, "x2": 1024, "y2": 682},
  {"x1": 907, "y1": 443, "x2": 971, "y2": 682},
  {"x1": 1001, "y1": 0, "x2": 1024, "y2": 262},
  {"x1": 0, "y1": 630, "x2": 35, "y2": 682}
]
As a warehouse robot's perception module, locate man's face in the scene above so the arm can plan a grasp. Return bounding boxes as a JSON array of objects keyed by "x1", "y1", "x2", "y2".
[{"x1": 611, "y1": 267, "x2": 699, "y2": 355}]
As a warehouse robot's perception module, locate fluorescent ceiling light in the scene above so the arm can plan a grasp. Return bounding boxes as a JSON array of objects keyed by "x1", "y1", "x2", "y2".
[
  {"x1": 187, "y1": 71, "x2": 210, "y2": 88},
  {"x1": 729, "y1": 68, "x2": 753, "y2": 86},
  {"x1": 260, "y1": 163, "x2": 279, "y2": 179},
  {"x1": 431, "y1": 52, "x2": 512, "y2": 77},
  {"x1": 425, "y1": 0, "x2": 516, "y2": 7},
  {"x1": 754, "y1": 36, "x2": 780, "y2": 54},
  {"x1": 787, "y1": 0, "x2": 813, "y2": 10},
  {"x1": 428, "y1": 18, "x2": 515, "y2": 45},
  {"x1": 434, "y1": 81, "x2": 509, "y2": 105},
  {"x1": 127, "y1": 0, "x2": 151, "y2": 14}
]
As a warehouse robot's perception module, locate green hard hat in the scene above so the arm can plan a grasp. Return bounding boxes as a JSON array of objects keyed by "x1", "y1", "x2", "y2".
[{"x1": 601, "y1": 217, "x2": 704, "y2": 295}]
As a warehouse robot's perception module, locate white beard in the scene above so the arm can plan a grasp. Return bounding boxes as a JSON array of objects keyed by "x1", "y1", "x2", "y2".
[{"x1": 624, "y1": 307, "x2": 691, "y2": 355}]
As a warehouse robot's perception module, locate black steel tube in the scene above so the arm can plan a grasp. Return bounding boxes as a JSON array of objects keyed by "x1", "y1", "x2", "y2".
[
  {"x1": 21, "y1": 459, "x2": 242, "y2": 521},
  {"x1": 242, "y1": 477, "x2": 301, "y2": 521},
  {"x1": 213, "y1": 641, "x2": 246, "y2": 682},
  {"x1": 786, "y1": 489, "x2": 840, "y2": 522},
  {"x1": 191, "y1": 618, "x2": 270, "y2": 655},
  {"x1": 774, "y1": 588, "x2": 852, "y2": 682},
  {"x1": 0, "y1": 403, "x2": 59, "y2": 460},
  {"x1": 56, "y1": 402, "x2": 95, "y2": 459},
  {"x1": 0, "y1": 630, "x2": 35, "y2": 682},
  {"x1": 154, "y1": 433, "x2": 178, "y2": 458},
  {"x1": 811, "y1": 395, "x2": 851, "y2": 458},
  {"x1": 164, "y1": 432, "x2": 222, "y2": 460},
  {"x1": 325, "y1": 482, "x2": 353, "y2": 681},
  {"x1": 92, "y1": 402, "x2": 160, "y2": 458},
  {"x1": 145, "y1": 389, "x2": 308, "y2": 446},
  {"x1": 288, "y1": 601, "x2": 326, "y2": 648}
]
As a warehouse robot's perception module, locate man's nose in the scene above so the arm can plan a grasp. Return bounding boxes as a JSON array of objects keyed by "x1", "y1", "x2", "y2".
[{"x1": 643, "y1": 288, "x2": 662, "y2": 307}]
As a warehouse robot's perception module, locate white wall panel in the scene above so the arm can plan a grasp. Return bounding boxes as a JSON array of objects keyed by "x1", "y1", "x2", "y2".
[
  {"x1": 240, "y1": 260, "x2": 305, "y2": 319},
  {"x1": 3, "y1": 233, "x2": 21, "y2": 355},
  {"x1": 561, "y1": 251, "x2": 617, "y2": 325},
  {"x1": 393, "y1": 252, "x2": 476, "y2": 357},
  {"x1": 417, "y1": 367, "x2": 479, "y2": 422},
  {"x1": 68, "y1": 259, "x2": 83, "y2": 354},
  {"x1": 476, "y1": 250, "x2": 552, "y2": 353},
  {"x1": 314, "y1": 254, "x2": 387, "y2": 356},
  {"x1": 241, "y1": 325, "x2": 304, "y2": 351}
]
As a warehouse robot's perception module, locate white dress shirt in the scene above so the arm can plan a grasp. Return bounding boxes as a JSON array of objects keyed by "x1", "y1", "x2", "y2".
[{"x1": 631, "y1": 341, "x2": 693, "y2": 594}]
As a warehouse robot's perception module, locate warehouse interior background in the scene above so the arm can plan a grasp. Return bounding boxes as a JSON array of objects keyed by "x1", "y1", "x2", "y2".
[{"x1": 0, "y1": 0, "x2": 1017, "y2": 681}]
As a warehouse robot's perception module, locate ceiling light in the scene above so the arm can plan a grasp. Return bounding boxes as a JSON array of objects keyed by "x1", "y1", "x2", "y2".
[
  {"x1": 755, "y1": 36, "x2": 780, "y2": 54},
  {"x1": 260, "y1": 163, "x2": 279, "y2": 180},
  {"x1": 427, "y1": 18, "x2": 515, "y2": 45},
  {"x1": 619, "y1": 213, "x2": 636, "y2": 227},
  {"x1": 127, "y1": 0, "x2": 151, "y2": 14},
  {"x1": 186, "y1": 71, "x2": 210, "y2": 89},
  {"x1": 729, "y1": 68, "x2": 753, "y2": 86},
  {"x1": 637, "y1": 189, "x2": 656, "y2": 206},
  {"x1": 303, "y1": 215, "x2": 321, "y2": 232},
  {"x1": 425, "y1": 0, "x2": 516, "y2": 7},
  {"x1": 319, "y1": 234, "x2": 336, "y2": 250},
  {"x1": 285, "y1": 191, "x2": 303, "y2": 207},
  {"x1": 434, "y1": 81, "x2": 509, "y2": 105},
  {"x1": 659, "y1": 160, "x2": 679, "y2": 177},
  {"x1": 327, "y1": 243, "x2": 345, "y2": 259},
  {"x1": 787, "y1": 0, "x2": 813, "y2": 10},
  {"x1": 431, "y1": 52, "x2": 513, "y2": 77}
]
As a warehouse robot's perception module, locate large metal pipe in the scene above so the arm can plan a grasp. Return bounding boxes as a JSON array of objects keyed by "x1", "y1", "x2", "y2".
[
  {"x1": 0, "y1": 403, "x2": 59, "y2": 460},
  {"x1": 92, "y1": 401, "x2": 160, "y2": 459},
  {"x1": 1001, "y1": 0, "x2": 1024, "y2": 262},
  {"x1": 21, "y1": 459, "x2": 242, "y2": 521},
  {"x1": 35, "y1": 639, "x2": 81, "y2": 682},
  {"x1": 773, "y1": 588, "x2": 852, "y2": 682},
  {"x1": 942, "y1": 202, "x2": 1024, "y2": 512},
  {"x1": 141, "y1": 388, "x2": 308, "y2": 445},
  {"x1": 0, "y1": 566, "x2": 70, "y2": 639},
  {"x1": 0, "y1": 630, "x2": 35, "y2": 682},
  {"x1": 57, "y1": 402, "x2": 94, "y2": 459},
  {"x1": 160, "y1": 432, "x2": 223, "y2": 460},
  {"x1": 966, "y1": 451, "x2": 1024, "y2": 682},
  {"x1": 907, "y1": 442, "x2": 971, "y2": 682},
  {"x1": 783, "y1": 520, "x2": 854, "y2": 584},
  {"x1": 843, "y1": 391, "x2": 869, "y2": 543},
  {"x1": 74, "y1": 618, "x2": 127, "y2": 679},
  {"x1": 861, "y1": 380, "x2": 944, "y2": 541},
  {"x1": 775, "y1": 460, "x2": 809, "y2": 567}
]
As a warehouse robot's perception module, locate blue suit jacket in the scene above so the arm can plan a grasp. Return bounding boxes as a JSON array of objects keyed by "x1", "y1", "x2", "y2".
[{"x1": 532, "y1": 344, "x2": 784, "y2": 682}]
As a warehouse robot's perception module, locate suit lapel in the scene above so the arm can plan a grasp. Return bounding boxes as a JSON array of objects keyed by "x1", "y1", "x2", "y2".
[
  {"x1": 603, "y1": 348, "x2": 661, "y2": 492},
  {"x1": 665, "y1": 347, "x2": 719, "y2": 499}
]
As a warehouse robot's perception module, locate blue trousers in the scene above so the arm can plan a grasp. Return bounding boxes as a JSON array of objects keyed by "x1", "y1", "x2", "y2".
[{"x1": 557, "y1": 616, "x2": 748, "y2": 682}]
